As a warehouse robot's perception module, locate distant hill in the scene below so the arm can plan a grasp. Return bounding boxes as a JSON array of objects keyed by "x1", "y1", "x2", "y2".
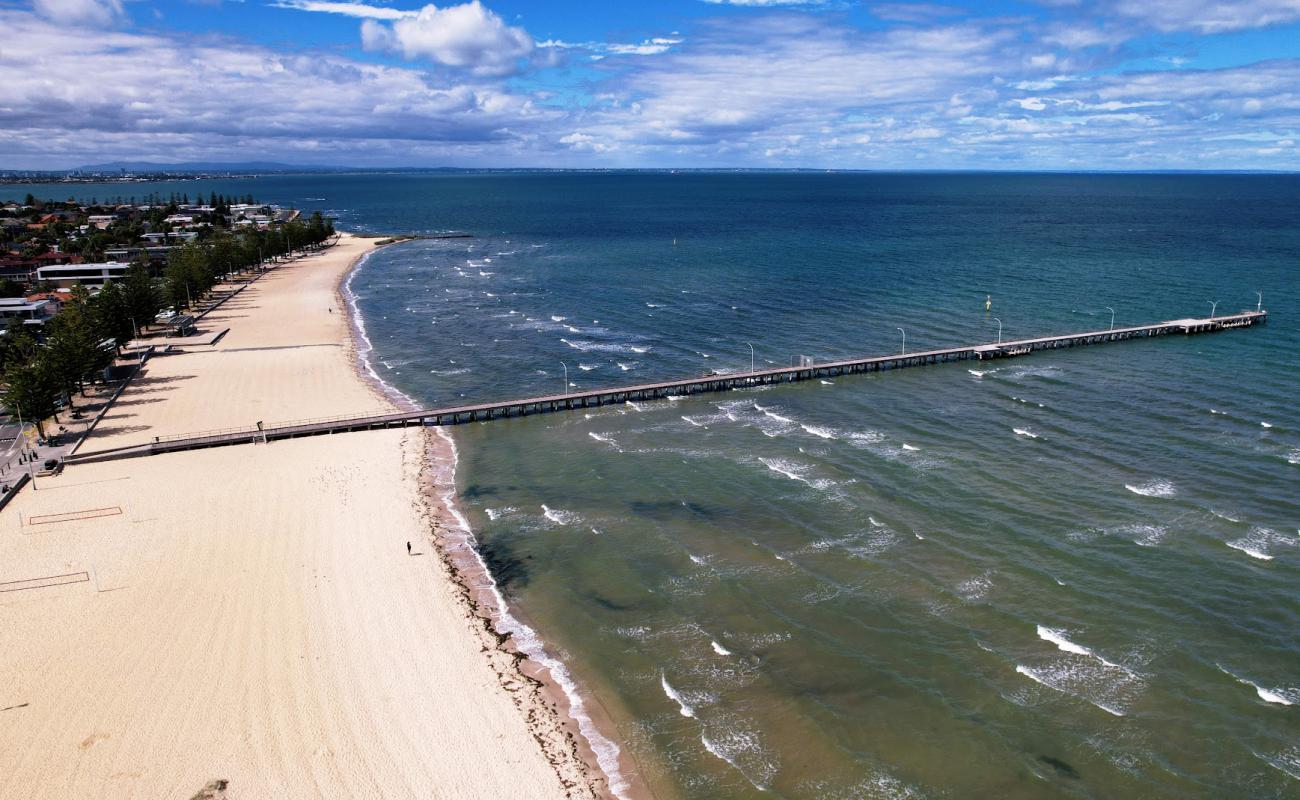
[{"x1": 71, "y1": 161, "x2": 342, "y2": 173}]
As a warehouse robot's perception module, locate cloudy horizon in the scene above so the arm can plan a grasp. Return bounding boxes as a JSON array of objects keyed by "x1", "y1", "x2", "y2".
[{"x1": 2, "y1": 0, "x2": 1299, "y2": 170}]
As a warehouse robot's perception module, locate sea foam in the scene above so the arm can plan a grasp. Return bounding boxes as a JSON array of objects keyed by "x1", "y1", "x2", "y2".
[
  {"x1": 661, "y1": 672, "x2": 696, "y2": 717},
  {"x1": 1125, "y1": 479, "x2": 1176, "y2": 498}
]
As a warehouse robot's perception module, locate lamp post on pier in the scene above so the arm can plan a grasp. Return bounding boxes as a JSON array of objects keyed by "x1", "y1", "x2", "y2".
[
  {"x1": 746, "y1": 342, "x2": 755, "y2": 375},
  {"x1": 1105, "y1": 306, "x2": 1115, "y2": 332},
  {"x1": 1256, "y1": 292, "x2": 1263, "y2": 312},
  {"x1": 560, "y1": 362, "x2": 569, "y2": 394},
  {"x1": 897, "y1": 327, "x2": 906, "y2": 355},
  {"x1": 993, "y1": 317, "x2": 1003, "y2": 344},
  {"x1": 1208, "y1": 300, "x2": 1218, "y2": 319}
]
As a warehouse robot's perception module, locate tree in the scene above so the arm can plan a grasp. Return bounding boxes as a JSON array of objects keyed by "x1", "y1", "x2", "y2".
[
  {"x1": 1, "y1": 354, "x2": 59, "y2": 439},
  {"x1": 0, "y1": 318, "x2": 40, "y2": 374},
  {"x1": 44, "y1": 285, "x2": 111, "y2": 401},
  {"x1": 89, "y1": 281, "x2": 133, "y2": 345},
  {"x1": 122, "y1": 263, "x2": 161, "y2": 332},
  {"x1": 0, "y1": 278, "x2": 25, "y2": 298}
]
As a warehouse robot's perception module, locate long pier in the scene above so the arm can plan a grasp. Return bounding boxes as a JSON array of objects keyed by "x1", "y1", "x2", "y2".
[{"x1": 67, "y1": 310, "x2": 1266, "y2": 463}]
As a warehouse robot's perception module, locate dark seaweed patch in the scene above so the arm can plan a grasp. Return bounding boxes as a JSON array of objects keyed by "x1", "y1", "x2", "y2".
[
  {"x1": 479, "y1": 538, "x2": 531, "y2": 591},
  {"x1": 1038, "y1": 755, "x2": 1080, "y2": 780}
]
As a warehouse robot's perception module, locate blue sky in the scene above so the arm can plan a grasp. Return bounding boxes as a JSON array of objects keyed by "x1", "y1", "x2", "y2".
[{"x1": 2, "y1": 0, "x2": 1299, "y2": 169}]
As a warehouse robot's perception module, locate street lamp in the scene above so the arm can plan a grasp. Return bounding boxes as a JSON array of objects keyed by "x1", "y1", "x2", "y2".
[
  {"x1": 1256, "y1": 292, "x2": 1263, "y2": 312},
  {"x1": 560, "y1": 362, "x2": 569, "y2": 394},
  {"x1": 1208, "y1": 300, "x2": 1218, "y2": 319},
  {"x1": 993, "y1": 317, "x2": 1003, "y2": 345},
  {"x1": 897, "y1": 327, "x2": 906, "y2": 355},
  {"x1": 746, "y1": 342, "x2": 755, "y2": 374},
  {"x1": 1105, "y1": 306, "x2": 1115, "y2": 332}
]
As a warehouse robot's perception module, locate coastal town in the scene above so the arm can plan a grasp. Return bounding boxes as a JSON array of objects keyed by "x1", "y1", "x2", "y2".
[{"x1": 0, "y1": 195, "x2": 335, "y2": 484}]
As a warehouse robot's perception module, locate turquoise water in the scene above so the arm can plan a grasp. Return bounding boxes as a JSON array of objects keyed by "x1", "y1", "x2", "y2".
[{"x1": 12, "y1": 173, "x2": 1299, "y2": 797}]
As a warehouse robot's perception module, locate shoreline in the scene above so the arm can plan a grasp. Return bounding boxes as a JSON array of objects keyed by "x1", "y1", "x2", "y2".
[
  {"x1": 1, "y1": 234, "x2": 601, "y2": 798},
  {"x1": 339, "y1": 238, "x2": 644, "y2": 799}
]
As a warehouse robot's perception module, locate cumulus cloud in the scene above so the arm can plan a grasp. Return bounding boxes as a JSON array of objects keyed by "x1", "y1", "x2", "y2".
[
  {"x1": 0, "y1": 7, "x2": 557, "y2": 167},
  {"x1": 32, "y1": 0, "x2": 124, "y2": 26},
  {"x1": 3, "y1": 2, "x2": 1300, "y2": 169},
  {"x1": 360, "y1": 2, "x2": 534, "y2": 76}
]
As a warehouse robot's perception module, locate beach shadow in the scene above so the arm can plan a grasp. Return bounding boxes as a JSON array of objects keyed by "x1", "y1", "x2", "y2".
[
  {"x1": 132, "y1": 374, "x2": 198, "y2": 387},
  {"x1": 111, "y1": 398, "x2": 166, "y2": 407},
  {"x1": 91, "y1": 424, "x2": 153, "y2": 436}
]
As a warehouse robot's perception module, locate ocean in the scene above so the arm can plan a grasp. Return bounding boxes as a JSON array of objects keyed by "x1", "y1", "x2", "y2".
[{"x1": 7, "y1": 172, "x2": 1298, "y2": 798}]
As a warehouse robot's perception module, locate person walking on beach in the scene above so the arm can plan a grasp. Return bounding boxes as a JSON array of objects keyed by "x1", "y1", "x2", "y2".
[{"x1": 406, "y1": 541, "x2": 411, "y2": 555}]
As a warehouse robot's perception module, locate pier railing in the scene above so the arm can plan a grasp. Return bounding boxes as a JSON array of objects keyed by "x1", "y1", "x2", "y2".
[{"x1": 65, "y1": 310, "x2": 1267, "y2": 463}]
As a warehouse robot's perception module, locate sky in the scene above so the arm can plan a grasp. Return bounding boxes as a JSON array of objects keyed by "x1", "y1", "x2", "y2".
[{"x1": 1, "y1": 0, "x2": 1299, "y2": 170}]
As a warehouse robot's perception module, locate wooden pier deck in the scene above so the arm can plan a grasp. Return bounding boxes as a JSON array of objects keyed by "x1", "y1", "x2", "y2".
[{"x1": 67, "y1": 310, "x2": 1267, "y2": 463}]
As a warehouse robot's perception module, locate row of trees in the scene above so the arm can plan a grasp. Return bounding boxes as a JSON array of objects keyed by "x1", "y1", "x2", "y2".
[
  {"x1": 0, "y1": 274, "x2": 158, "y2": 437},
  {"x1": 0, "y1": 212, "x2": 334, "y2": 437},
  {"x1": 162, "y1": 212, "x2": 334, "y2": 310}
]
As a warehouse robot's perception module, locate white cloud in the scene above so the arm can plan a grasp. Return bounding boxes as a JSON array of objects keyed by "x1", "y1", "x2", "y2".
[
  {"x1": 360, "y1": 2, "x2": 534, "y2": 76},
  {"x1": 701, "y1": 0, "x2": 831, "y2": 5},
  {"x1": 539, "y1": 37, "x2": 683, "y2": 57},
  {"x1": 1112, "y1": 0, "x2": 1300, "y2": 34},
  {"x1": 32, "y1": 0, "x2": 124, "y2": 26},
  {"x1": 270, "y1": 1, "x2": 415, "y2": 20}
]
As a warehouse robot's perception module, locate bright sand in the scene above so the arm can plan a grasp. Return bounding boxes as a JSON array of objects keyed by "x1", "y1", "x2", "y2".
[{"x1": 0, "y1": 234, "x2": 604, "y2": 799}]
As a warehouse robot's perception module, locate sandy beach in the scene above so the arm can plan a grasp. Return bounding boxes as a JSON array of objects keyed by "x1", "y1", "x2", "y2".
[{"x1": 0, "y1": 234, "x2": 604, "y2": 799}]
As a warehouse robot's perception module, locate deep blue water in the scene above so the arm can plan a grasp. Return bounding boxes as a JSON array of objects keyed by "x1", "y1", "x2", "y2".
[{"x1": 9, "y1": 173, "x2": 1300, "y2": 798}]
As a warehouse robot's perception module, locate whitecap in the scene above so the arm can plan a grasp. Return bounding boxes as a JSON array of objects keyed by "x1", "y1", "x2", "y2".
[
  {"x1": 579, "y1": 363, "x2": 598, "y2": 371},
  {"x1": 1125, "y1": 479, "x2": 1176, "y2": 498},
  {"x1": 700, "y1": 728, "x2": 775, "y2": 792},
  {"x1": 661, "y1": 672, "x2": 695, "y2": 717},
  {"x1": 820, "y1": 379, "x2": 834, "y2": 385},
  {"x1": 551, "y1": 315, "x2": 566, "y2": 322},
  {"x1": 801, "y1": 424, "x2": 837, "y2": 440},
  {"x1": 758, "y1": 457, "x2": 835, "y2": 491},
  {"x1": 1013, "y1": 427, "x2": 1039, "y2": 439},
  {"x1": 1227, "y1": 527, "x2": 1293, "y2": 562},
  {"x1": 588, "y1": 432, "x2": 622, "y2": 451},
  {"x1": 902, "y1": 443, "x2": 920, "y2": 451},
  {"x1": 1014, "y1": 665, "x2": 1127, "y2": 717},
  {"x1": 541, "y1": 504, "x2": 581, "y2": 526},
  {"x1": 1037, "y1": 625, "x2": 1123, "y2": 669},
  {"x1": 1220, "y1": 666, "x2": 1296, "y2": 706},
  {"x1": 682, "y1": 415, "x2": 706, "y2": 428},
  {"x1": 957, "y1": 575, "x2": 993, "y2": 601},
  {"x1": 712, "y1": 640, "x2": 733, "y2": 656},
  {"x1": 968, "y1": 369, "x2": 988, "y2": 378},
  {"x1": 1260, "y1": 421, "x2": 1273, "y2": 428},
  {"x1": 1227, "y1": 540, "x2": 1273, "y2": 561},
  {"x1": 1256, "y1": 747, "x2": 1300, "y2": 780},
  {"x1": 617, "y1": 362, "x2": 637, "y2": 371}
]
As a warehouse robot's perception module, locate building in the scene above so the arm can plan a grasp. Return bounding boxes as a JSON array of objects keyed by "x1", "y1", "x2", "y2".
[
  {"x1": 0, "y1": 297, "x2": 57, "y2": 327},
  {"x1": 35, "y1": 261, "x2": 130, "y2": 288}
]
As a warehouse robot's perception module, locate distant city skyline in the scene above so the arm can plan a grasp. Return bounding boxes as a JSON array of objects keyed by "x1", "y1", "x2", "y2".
[{"x1": 4, "y1": 0, "x2": 1300, "y2": 170}]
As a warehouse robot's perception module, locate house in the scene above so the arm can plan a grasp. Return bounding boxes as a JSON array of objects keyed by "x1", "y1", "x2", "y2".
[
  {"x1": 164, "y1": 214, "x2": 195, "y2": 226},
  {"x1": 35, "y1": 261, "x2": 130, "y2": 288},
  {"x1": 24, "y1": 291, "x2": 66, "y2": 315},
  {"x1": 88, "y1": 214, "x2": 116, "y2": 229},
  {"x1": 0, "y1": 297, "x2": 57, "y2": 327}
]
